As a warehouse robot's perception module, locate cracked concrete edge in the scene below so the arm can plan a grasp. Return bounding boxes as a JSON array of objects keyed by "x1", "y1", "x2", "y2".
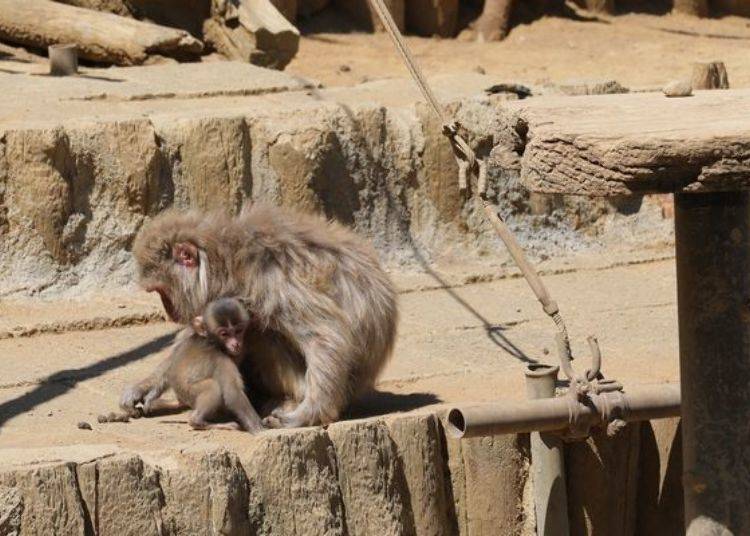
[{"x1": 0, "y1": 413, "x2": 684, "y2": 535}]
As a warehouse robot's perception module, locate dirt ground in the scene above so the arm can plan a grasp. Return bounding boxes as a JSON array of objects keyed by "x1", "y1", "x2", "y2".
[
  {"x1": 288, "y1": 12, "x2": 750, "y2": 89},
  {"x1": 0, "y1": 249, "x2": 678, "y2": 450}
]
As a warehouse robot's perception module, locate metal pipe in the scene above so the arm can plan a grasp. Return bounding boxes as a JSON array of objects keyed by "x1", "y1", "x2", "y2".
[
  {"x1": 525, "y1": 364, "x2": 569, "y2": 536},
  {"x1": 445, "y1": 384, "x2": 681, "y2": 439},
  {"x1": 675, "y1": 192, "x2": 750, "y2": 535},
  {"x1": 48, "y1": 44, "x2": 78, "y2": 76}
]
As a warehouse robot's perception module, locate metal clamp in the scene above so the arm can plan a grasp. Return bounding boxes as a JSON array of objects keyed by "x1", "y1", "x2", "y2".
[{"x1": 442, "y1": 121, "x2": 487, "y2": 195}]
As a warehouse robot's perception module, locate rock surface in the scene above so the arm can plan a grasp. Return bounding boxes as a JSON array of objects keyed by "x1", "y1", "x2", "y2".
[
  {"x1": 0, "y1": 62, "x2": 686, "y2": 296},
  {"x1": 0, "y1": 414, "x2": 684, "y2": 535}
]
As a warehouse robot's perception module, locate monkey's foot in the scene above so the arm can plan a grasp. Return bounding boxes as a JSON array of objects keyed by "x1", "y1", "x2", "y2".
[{"x1": 262, "y1": 403, "x2": 329, "y2": 429}]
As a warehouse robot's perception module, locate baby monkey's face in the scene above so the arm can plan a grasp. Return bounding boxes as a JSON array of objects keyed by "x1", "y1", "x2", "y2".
[{"x1": 192, "y1": 297, "x2": 250, "y2": 358}]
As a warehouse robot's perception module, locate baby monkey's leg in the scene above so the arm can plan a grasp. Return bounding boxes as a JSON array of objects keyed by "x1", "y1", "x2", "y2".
[
  {"x1": 219, "y1": 360, "x2": 264, "y2": 433},
  {"x1": 188, "y1": 379, "x2": 240, "y2": 431}
]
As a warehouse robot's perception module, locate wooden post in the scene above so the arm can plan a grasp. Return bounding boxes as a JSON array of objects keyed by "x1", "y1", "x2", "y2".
[
  {"x1": 673, "y1": 0, "x2": 709, "y2": 16},
  {"x1": 473, "y1": 0, "x2": 515, "y2": 42},
  {"x1": 692, "y1": 62, "x2": 730, "y2": 90}
]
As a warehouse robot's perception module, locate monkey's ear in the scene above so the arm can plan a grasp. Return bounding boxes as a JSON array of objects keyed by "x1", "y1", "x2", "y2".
[{"x1": 192, "y1": 316, "x2": 208, "y2": 337}]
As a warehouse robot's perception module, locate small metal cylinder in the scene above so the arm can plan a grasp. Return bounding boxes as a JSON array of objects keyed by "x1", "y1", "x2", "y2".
[
  {"x1": 48, "y1": 44, "x2": 78, "y2": 76},
  {"x1": 675, "y1": 192, "x2": 750, "y2": 535},
  {"x1": 525, "y1": 364, "x2": 569, "y2": 536}
]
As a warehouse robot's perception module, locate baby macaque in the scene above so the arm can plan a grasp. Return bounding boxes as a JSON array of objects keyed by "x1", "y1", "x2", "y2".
[{"x1": 121, "y1": 297, "x2": 263, "y2": 433}]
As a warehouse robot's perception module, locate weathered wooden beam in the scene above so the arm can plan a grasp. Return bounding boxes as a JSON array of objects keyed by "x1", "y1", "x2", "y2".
[
  {"x1": 205, "y1": 0, "x2": 300, "y2": 69},
  {"x1": 0, "y1": 0, "x2": 202, "y2": 65},
  {"x1": 512, "y1": 90, "x2": 750, "y2": 196},
  {"x1": 54, "y1": 0, "x2": 132, "y2": 16}
]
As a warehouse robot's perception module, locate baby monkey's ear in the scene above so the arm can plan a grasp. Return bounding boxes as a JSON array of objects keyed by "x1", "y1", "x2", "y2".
[{"x1": 192, "y1": 316, "x2": 208, "y2": 337}]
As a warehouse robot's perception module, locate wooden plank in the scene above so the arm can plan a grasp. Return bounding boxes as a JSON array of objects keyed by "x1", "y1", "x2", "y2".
[
  {"x1": 512, "y1": 89, "x2": 750, "y2": 196},
  {"x1": 0, "y1": 0, "x2": 203, "y2": 65}
]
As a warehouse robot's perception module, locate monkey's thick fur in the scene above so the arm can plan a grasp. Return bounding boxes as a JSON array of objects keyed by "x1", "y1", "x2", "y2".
[{"x1": 128, "y1": 203, "x2": 398, "y2": 428}]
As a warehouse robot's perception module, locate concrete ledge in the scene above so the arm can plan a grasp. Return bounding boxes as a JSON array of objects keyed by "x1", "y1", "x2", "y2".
[{"x1": 0, "y1": 414, "x2": 683, "y2": 535}]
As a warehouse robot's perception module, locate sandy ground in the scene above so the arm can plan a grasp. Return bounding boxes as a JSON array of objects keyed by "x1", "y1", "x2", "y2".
[
  {"x1": 0, "y1": 250, "x2": 679, "y2": 451},
  {"x1": 288, "y1": 12, "x2": 750, "y2": 89}
]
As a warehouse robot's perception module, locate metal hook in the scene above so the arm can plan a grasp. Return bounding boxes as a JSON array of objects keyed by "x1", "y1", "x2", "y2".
[{"x1": 556, "y1": 333, "x2": 604, "y2": 385}]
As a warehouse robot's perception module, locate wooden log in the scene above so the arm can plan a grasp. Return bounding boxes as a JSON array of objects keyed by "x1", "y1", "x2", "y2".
[
  {"x1": 405, "y1": 0, "x2": 458, "y2": 37},
  {"x1": 56, "y1": 0, "x2": 212, "y2": 39},
  {"x1": 333, "y1": 0, "x2": 406, "y2": 32},
  {"x1": 205, "y1": 0, "x2": 299, "y2": 70},
  {"x1": 54, "y1": 0, "x2": 132, "y2": 16},
  {"x1": 692, "y1": 61, "x2": 729, "y2": 90},
  {"x1": 673, "y1": 0, "x2": 709, "y2": 16},
  {"x1": 0, "y1": 0, "x2": 203, "y2": 65},
  {"x1": 473, "y1": 0, "x2": 515, "y2": 42}
]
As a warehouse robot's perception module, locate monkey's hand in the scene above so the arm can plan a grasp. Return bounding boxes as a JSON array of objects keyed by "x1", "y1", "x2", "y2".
[{"x1": 119, "y1": 384, "x2": 154, "y2": 418}]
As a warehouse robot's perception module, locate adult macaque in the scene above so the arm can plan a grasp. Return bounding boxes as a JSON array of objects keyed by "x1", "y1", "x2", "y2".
[
  {"x1": 120, "y1": 297, "x2": 264, "y2": 432},
  {"x1": 121, "y1": 204, "x2": 398, "y2": 428}
]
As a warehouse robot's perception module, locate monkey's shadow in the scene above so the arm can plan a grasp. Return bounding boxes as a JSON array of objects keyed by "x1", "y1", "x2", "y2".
[{"x1": 344, "y1": 390, "x2": 442, "y2": 420}]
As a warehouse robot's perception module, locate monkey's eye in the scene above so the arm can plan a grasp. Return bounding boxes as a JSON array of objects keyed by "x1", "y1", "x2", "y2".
[{"x1": 217, "y1": 328, "x2": 229, "y2": 339}]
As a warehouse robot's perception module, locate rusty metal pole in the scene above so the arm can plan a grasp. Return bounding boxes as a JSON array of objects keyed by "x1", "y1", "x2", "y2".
[
  {"x1": 525, "y1": 364, "x2": 569, "y2": 536},
  {"x1": 675, "y1": 192, "x2": 750, "y2": 535}
]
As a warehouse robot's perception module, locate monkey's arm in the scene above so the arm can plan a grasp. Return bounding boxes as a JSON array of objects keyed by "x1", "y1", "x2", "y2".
[{"x1": 119, "y1": 351, "x2": 174, "y2": 417}]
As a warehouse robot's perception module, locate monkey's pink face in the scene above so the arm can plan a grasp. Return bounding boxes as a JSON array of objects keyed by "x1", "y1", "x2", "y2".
[
  {"x1": 141, "y1": 242, "x2": 204, "y2": 323},
  {"x1": 216, "y1": 326, "x2": 245, "y2": 357}
]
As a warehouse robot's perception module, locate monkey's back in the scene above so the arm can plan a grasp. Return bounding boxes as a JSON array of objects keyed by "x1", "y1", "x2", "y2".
[{"x1": 236, "y1": 203, "x2": 399, "y2": 393}]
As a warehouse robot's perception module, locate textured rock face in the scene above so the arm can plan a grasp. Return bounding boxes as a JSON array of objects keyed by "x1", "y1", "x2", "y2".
[
  {"x1": 0, "y1": 413, "x2": 684, "y2": 535},
  {"x1": 0, "y1": 414, "x2": 682, "y2": 536},
  {"x1": 0, "y1": 66, "x2": 675, "y2": 297}
]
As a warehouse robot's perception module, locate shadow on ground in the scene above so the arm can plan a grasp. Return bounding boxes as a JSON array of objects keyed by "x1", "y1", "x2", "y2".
[
  {"x1": 347, "y1": 390, "x2": 442, "y2": 419},
  {"x1": 0, "y1": 332, "x2": 177, "y2": 429}
]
